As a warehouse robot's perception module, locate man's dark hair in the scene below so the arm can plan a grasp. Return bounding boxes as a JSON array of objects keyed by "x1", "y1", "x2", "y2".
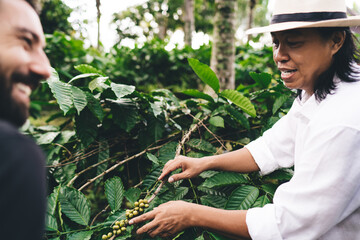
[{"x1": 298, "y1": 27, "x2": 360, "y2": 101}]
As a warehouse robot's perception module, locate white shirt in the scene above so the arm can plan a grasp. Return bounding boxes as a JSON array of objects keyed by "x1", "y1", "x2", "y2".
[{"x1": 245, "y1": 73, "x2": 360, "y2": 239}]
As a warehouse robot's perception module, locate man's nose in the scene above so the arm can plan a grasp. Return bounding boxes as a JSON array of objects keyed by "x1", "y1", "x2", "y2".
[
  {"x1": 30, "y1": 49, "x2": 51, "y2": 80},
  {"x1": 273, "y1": 44, "x2": 289, "y2": 63}
]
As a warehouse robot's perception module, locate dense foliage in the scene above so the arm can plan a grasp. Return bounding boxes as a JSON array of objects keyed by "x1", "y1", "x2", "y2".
[{"x1": 25, "y1": 36, "x2": 295, "y2": 238}]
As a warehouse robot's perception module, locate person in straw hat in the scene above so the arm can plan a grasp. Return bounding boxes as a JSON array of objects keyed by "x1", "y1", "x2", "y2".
[{"x1": 130, "y1": 0, "x2": 360, "y2": 239}]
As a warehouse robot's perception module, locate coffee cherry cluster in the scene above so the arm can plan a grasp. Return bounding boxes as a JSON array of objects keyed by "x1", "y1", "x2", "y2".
[{"x1": 101, "y1": 199, "x2": 149, "y2": 240}]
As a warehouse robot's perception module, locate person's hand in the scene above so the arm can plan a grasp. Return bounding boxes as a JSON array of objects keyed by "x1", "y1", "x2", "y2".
[
  {"x1": 129, "y1": 200, "x2": 194, "y2": 238},
  {"x1": 158, "y1": 155, "x2": 207, "y2": 183}
]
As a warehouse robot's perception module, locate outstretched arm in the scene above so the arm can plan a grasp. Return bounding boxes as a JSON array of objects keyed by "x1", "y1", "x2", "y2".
[
  {"x1": 129, "y1": 201, "x2": 251, "y2": 239},
  {"x1": 158, "y1": 147, "x2": 260, "y2": 183}
]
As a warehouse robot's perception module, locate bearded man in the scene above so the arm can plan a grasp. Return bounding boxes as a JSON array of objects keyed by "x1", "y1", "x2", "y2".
[{"x1": 0, "y1": 0, "x2": 51, "y2": 239}]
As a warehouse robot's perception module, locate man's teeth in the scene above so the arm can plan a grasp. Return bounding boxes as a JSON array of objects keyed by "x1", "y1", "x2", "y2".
[{"x1": 15, "y1": 83, "x2": 32, "y2": 97}]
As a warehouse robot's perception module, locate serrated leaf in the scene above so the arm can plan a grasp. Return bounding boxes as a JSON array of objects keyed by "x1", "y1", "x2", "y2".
[
  {"x1": 225, "y1": 185, "x2": 259, "y2": 210},
  {"x1": 67, "y1": 231, "x2": 93, "y2": 240},
  {"x1": 209, "y1": 116, "x2": 224, "y2": 128},
  {"x1": 201, "y1": 172, "x2": 248, "y2": 188},
  {"x1": 45, "y1": 213, "x2": 58, "y2": 232},
  {"x1": 225, "y1": 105, "x2": 250, "y2": 130},
  {"x1": 199, "y1": 170, "x2": 219, "y2": 179},
  {"x1": 59, "y1": 187, "x2": 90, "y2": 226},
  {"x1": 147, "y1": 152, "x2": 159, "y2": 165},
  {"x1": 200, "y1": 195, "x2": 227, "y2": 208},
  {"x1": 188, "y1": 58, "x2": 220, "y2": 93},
  {"x1": 95, "y1": 139, "x2": 109, "y2": 186},
  {"x1": 197, "y1": 186, "x2": 226, "y2": 197},
  {"x1": 183, "y1": 89, "x2": 215, "y2": 102},
  {"x1": 47, "y1": 186, "x2": 61, "y2": 216},
  {"x1": 48, "y1": 76, "x2": 73, "y2": 115},
  {"x1": 249, "y1": 72, "x2": 272, "y2": 89},
  {"x1": 252, "y1": 194, "x2": 271, "y2": 208},
  {"x1": 141, "y1": 166, "x2": 162, "y2": 190},
  {"x1": 105, "y1": 176, "x2": 124, "y2": 211},
  {"x1": 74, "y1": 64, "x2": 105, "y2": 75},
  {"x1": 124, "y1": 188, "x2": 142, "y2": 205},
  {"x1": 111, "y1": 83, "x2": 136, "y2": 99},
  {"x1": 186, "y1": 139, "x2": 216, "y2": 153},
  {"x1": 157, "y1": 142, "x2": 178, "y2": 164},
  {"x1": 220, "y1": 89, "x2": 256, "y2": 117},
  {"x1": 158, "y1": 187, "x2": 189, "y2": 203},
  {"x1": 71, "y1": 86, "x2": 87, "y2": 114},
  {"x1": 85, "y1": 92, "x2": 104, "y2": 122}
]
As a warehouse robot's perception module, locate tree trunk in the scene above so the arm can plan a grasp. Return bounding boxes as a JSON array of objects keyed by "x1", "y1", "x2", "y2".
[
  {"x1": 210, "y1": 0, "x2": 237, "y2": 90},
  {"x1": 96, "y1": 0, "x2": 101, "y2": 49},
  {"x1": 247, "y1": 0, "x2": 256, "y2": 42},
  {"x1": 183, "y1": 0, "x2": 195, "y2": 46}
]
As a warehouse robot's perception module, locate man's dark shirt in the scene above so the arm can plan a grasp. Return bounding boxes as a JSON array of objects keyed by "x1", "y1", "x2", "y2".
[{"x1": 0, "y1": 120, "x2": 46, "y2": 239}]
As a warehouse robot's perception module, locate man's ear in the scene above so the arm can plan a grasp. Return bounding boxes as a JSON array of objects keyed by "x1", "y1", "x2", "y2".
[{"x1": 331, "y1": 31, "x2": 346, "y2": 55}]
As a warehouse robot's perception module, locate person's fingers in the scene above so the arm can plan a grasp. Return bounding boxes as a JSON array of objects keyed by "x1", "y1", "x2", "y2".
[
  {"x1": 168, "y1": 171, "x2": 190, "y2": 182},
  {"x1": 158, "y1": 160, "x2": 182, "y2": 180},
  {"x1": 136, "y1": 219, "x2": 159, "y2": 235},
  {"x1": 129, "y1": 210, "x2": 156, "y2": 225}
]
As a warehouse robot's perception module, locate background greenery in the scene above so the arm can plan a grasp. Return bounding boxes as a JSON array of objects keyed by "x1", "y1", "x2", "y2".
[{"x1": 27, "y1": 0, "x2": 359, "y2": 239}]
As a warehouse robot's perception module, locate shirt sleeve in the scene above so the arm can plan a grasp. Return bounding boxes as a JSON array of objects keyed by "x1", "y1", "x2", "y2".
[
  {"x1": 246, "y1": 125, "x2": 360, "y2": 240},
  {"x1": 245, "y1": 111, "x2": 297, "y2": 175}
]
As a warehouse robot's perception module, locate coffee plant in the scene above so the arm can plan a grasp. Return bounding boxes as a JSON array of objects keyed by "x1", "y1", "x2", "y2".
[{"x1": 25, "y1": 55, "x2": 294, "y2": 239}]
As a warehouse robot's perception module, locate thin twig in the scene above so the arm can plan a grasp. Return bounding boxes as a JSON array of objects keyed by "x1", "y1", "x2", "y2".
[
  {"x1": 90, "y1": 205, "x2": 110, "y2": 226},
  {"x1": 147, "y1": 115, "x2": 209, "y2": 203},
  {"x1": 78, "y1": 145, "x2": 164, "y2": 191}
]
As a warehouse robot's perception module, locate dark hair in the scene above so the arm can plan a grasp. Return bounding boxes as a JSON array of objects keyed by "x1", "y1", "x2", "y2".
[{"x1": 297, "y1": 27, "x2": 360, "y2": 101}]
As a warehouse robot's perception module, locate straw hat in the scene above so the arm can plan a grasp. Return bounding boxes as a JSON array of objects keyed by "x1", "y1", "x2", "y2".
[{"x1": 246, "y1": 0, "x2": 360, "y2": 34}]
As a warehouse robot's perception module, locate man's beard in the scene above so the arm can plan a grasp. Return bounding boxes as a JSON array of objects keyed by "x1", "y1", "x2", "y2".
[{"x1": 0, "y1": 71, "x2": 40, "y2": 128}]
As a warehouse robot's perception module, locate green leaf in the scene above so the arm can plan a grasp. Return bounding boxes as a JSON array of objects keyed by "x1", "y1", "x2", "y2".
[
  {"x1": 67, "y1": 231, "x2": 93, "y2": 240},
  {"x1": 147, "y1": 152, "x2": 160, "y2": 165},
  {"x1": 85, "y1": 92, "x2": 104, "y2": 122},
  {"x1": 75, "y1": 108, "x2": 99, "y2": 147},
  {"x1": 200, "y1": 195, "x2": 227, "y2": 208},
  {"x1": 45, "y1": 213, "x2": 58, "y2": 232},
  {"x1": 225, "y1": 105, "x2": 250, "y2": 130},
  {"x1": 220, "y1": 89, "x2": 256, "y2": 117},
  {"x1": 201, "y1": 172, "x2": 248, "y2": 188},
  {"x1": 112, "y1": 103, "x2": 138, "y2": 133},
  {"x1": 47, "y1": 73, "x2": 73, "y2": 115},
  {"x1": 188, "y1": 58, "x2": 220, "y2": 93},
  {"x1": 249, "y1": 72, "x2": 272, "y2": 89},
  {"x1": 74, "y1": 64, "x2": 105, "y2": 75},
  {"x1": 225, "y1": 185, "x2": 259, "y2": 210},
  {"x1": 182, "y1": 89, "x2": 215, "y2": 102},
  {"x1": 272, "y1": 95, "x2": 289, "y2": 114},
  {"x1": 36, "y1": 132, "x2": 60, "y2": 145},
  {"x1": 69, "y1": 73, "x2": 100, "y2": 84},
  {"x1": 195, "y1": 234, "x2": 205, "y2": 240},
  {"x1": 124, "y1": 188, "x2": 142, "y2": 205},
  {"x1": 186, "y1": 139, "x2": 217, "y2": 153},
  {"x1": 141, "y1": 166, "x2": 162, "y2": 190},
  {"x1": 252, "y1": 194, "x2": 271, "y2": 208},
  {"x1": 59, "y1": 187, "x2": 90, "y2": 226},
  {"x1": 209, "y1": 116, "x2": 224, "y2": 128},
  {"x1": 157, "y1": 142, "x2": 178, "y2": 164},
  {"x1": 71, "y1": 86, "x2": 87, "y2": 114},
  {"x1": 105, "y1": 176, "x2": 125, "y2": 211},
  {"x1": 150, "y1": 102, "x2": 163, "y2": 118},
  {"x1": 47, "y1": 186, "x2": 61, "y2": 216},
  {"x1": 88, "y1": 77, "x2": 110, "y2": 92},
  {"x1": 111, "y1": 83, "x2": 136, "y2": 99},
  {"x1": 157, "y1": 187, "x2": 189, "y2": 203},
  {"x1": 95, "y1": 139, "x2": 109, "y2": 186}
]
